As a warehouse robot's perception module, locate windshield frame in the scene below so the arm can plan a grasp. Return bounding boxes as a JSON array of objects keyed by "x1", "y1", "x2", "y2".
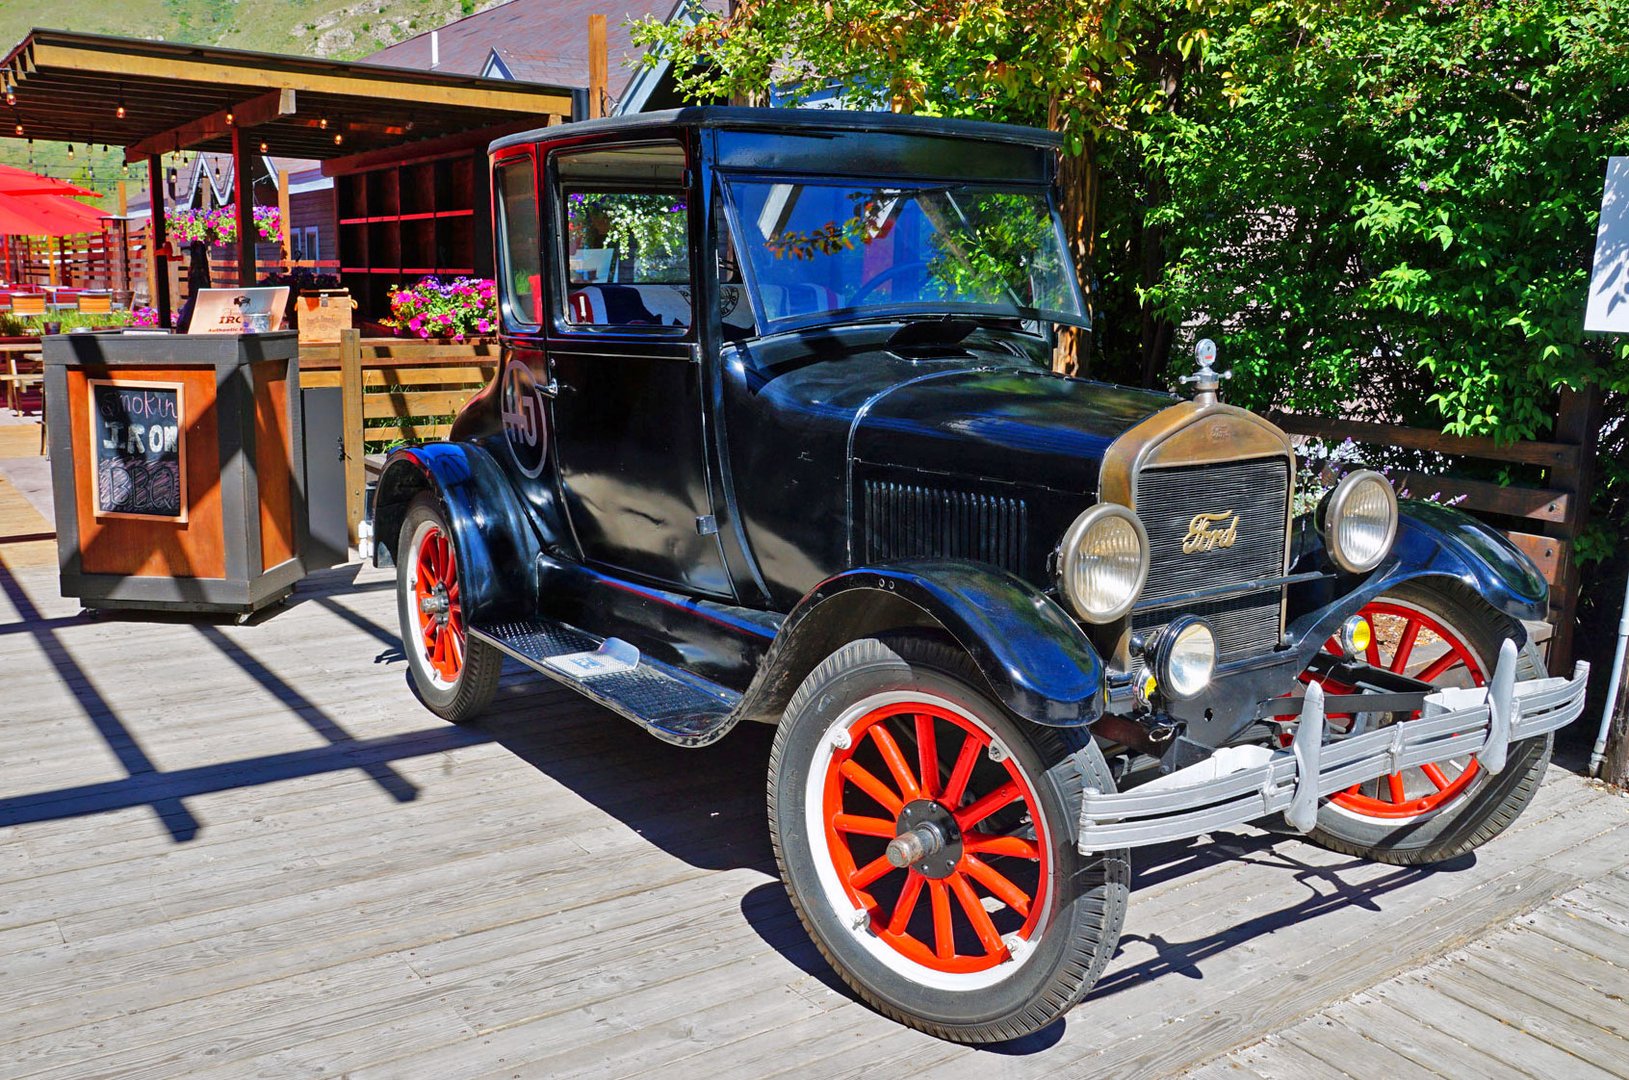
[{"x1": 716, "y1": 169, "x2": 1090, "y2": 339}]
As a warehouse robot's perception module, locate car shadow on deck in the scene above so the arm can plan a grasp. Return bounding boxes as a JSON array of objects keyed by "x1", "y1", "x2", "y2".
[{"x1": 465, "y1": 669, "x2": 1480, "y2": 1055}]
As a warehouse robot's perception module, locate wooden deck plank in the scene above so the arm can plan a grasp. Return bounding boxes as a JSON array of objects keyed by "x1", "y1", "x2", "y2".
[
  {"x1": 1288, "y1": 995, "x2": 1527, "y2": 1080},
  {"x1": 1486, "y1": 924, "x2": 1629, "y2": 1007},
  {"x1": 1374, "y1": 978, "x2": 1617, "y2": 1080},
  {"x1": 1279, "y1": 1015, "x2": 1442, "y2": 1079},
  {"x1": 1, "y1": 559, "x2": 1626, "y2": 1077},
  {"x1": 1426, "y1": 957, "x2": 1629, "y2": 1078},
  {"x1": 1229, "y1": 1036, "x2": 1354, "y2": 1080}
]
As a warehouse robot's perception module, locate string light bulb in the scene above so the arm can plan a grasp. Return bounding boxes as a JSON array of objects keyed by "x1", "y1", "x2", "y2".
[
  {"x1": 12, "y1": 123, "x2": 21, "y2": 137},
  {"x1": 225, "y1": 110, "x2": 234, "y2": 125},
  {"x1": 319, "y1": 117, "x2": 328, "y2": 129},
  {"x1": 333, "y1": 132, "x2": 343, "y2": 146},
  {"x1": 67, "y1": 143, "x2": 75, "y2": 159},
  {"x1": 259, "y1": 140, "x2": 268, "y2": 153},
  {"x1": 116, "y1": 103, "x2": 126, "y2": 119}
]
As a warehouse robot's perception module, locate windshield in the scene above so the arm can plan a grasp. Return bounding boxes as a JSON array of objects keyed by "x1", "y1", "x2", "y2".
[{"x1": 721, "y1": 179, "x2": 1086, "y2": 332}]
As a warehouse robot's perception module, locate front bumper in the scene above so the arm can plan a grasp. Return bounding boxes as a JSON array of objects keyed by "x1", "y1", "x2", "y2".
[{"x1": 1078, "y1": 640, "x2": 1589, "y2": 853}]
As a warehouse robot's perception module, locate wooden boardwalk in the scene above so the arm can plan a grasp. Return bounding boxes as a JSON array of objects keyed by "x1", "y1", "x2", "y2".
[{"x1": 1, "y1": 546, "x2": 1626, "y2": 1078}]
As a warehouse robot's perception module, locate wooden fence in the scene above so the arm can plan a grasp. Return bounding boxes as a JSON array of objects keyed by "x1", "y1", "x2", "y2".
[
  {"x1": 1271, "y1": 386, "x2": 1602, "y2": 674},
  {"x1": 299, "y1": 329, "x2": 498, "y2": 543},
  {"x1": 4, "y1": 221, "x2": 341, "y2": 309}
]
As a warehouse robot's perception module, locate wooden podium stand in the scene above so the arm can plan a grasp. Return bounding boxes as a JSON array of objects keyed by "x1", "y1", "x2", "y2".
[{"x1": 44, "y1": 331, "x2": 314, "y2": 616}]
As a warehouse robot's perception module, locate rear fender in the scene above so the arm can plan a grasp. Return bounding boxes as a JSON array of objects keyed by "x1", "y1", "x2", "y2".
[
  {"x1": 371, "y1": 442, "x2": 543, "y2": 624},
  {"x1": 737, "y1": 561, "x2": 1104, "y2": 729}
]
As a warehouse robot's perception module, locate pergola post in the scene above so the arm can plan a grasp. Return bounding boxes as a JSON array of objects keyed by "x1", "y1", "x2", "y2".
[
  {"x1": 231, "y1": 126, "x2": 256, "y2": 287},
  {"x1": 146, "y1": 153, "x2": 171, "y2": 327}
]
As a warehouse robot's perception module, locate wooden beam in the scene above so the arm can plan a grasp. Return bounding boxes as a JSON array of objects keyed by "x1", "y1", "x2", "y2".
[
  {"x1": 1395, "y1": 473, "x2": 1571, "y2": 524},
  {"x1": 1505, "y1": 531, "x2": 1569, "y2": 591},
  {"x1": 277, "y1": 168, "x2": 292, "y2": 270},
  {"x1": 1270, "y1": 412, "x2": 1580, "y2": 470},
  {"x1": 588, "y1": 15, "x2": 608, "y2": 119},
  {"x1": 125, "y1": 89, "x2": 295, "y2": 163},
  {"x1": 340, "y1": 328, "x2": 365, "y2": 546},
  {"x1": 232, "y1": 126, "x2": 256, "y2": 287},
  {"x1": 32, "y1": 41, "x2": 575, "y2": 120},
  {"x1": 147, "y1": 153, "x2": 171, "y2": 328}
]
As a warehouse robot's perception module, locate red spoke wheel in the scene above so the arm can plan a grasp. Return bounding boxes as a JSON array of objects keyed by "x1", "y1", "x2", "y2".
[
  {"x1": 396, "y1": 492, "x2": 500, "y2": 723},
  {"x1": 1319, "y1": 600, "x2": 1485, "y2": 820},
  {"x1": 770, "y1": 635, "x2": 1128, "y2": 1043},
  {"x1": 1298, "y1": 580, "x2": 1553, "y2": 866},
  {"x1": 821, "y1": 699, "x2": 1050, "y2": 976},
  {"x1": 413, "y1": 525, "x2": 464, "y2": 685}
]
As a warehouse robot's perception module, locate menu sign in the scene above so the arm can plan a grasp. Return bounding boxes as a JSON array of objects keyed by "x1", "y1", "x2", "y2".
[{"x1": 89, "y1": 380, "x2": 186, "y2": 521}]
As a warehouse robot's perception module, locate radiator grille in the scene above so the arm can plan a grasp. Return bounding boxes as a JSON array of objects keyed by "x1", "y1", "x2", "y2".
[
  {"x1": 863, "y1": 481, "x2": 1027, "y2": 575},
  {"x1": 1134, "y1": 457, "x2": 1289, "y2": 662},
  {"x1": 1132, "y1": 593, "x2": 1284, "y2": 666}
]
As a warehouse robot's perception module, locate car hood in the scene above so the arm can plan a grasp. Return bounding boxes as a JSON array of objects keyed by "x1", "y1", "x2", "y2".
[{"x1": 849, "y1": 364, "x2": 1178, "y2": 494}]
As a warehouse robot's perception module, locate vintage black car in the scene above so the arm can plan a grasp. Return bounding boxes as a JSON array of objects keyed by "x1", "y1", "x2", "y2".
[{"x1": 368, "y1": 107, "x2": 1588, "y2": 1043}]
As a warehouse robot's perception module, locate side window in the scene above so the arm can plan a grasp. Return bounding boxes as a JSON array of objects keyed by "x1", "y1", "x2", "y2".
[
  {"x1": 496, "y1": 159, "x2": 542, "y2": 328},
  {"x1": 554, "y1": 142, "x2": 692, "y2": 330}
]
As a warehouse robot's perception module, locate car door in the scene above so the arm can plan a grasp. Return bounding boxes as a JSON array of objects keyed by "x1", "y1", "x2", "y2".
[{"x1": 542, "y1": 138, "x2": 734, "y2": 599}]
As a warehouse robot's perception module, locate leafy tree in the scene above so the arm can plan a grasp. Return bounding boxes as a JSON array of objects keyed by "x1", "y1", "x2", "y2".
[
  {"x1": 1136, "y1": 0, "x2": 1628, "y2": 441},
  {"x1": 634, "y1": 0, "x2": 1212, "y2": 368},
  {"x1": 639, "y1": 1, "x2": 1629, "y2": 721}
]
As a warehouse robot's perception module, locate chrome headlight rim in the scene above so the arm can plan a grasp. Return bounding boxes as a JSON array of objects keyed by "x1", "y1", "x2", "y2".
[
  {"x1": 1321, "y1": 468, "x2": 1399, "y2": 575},
  {"x1": 1057, "y1": 502, "x2": 1150, "y2": 625},
  {"x1": 1152, "y1": 615, "x2": 1217, "y2": 701}
]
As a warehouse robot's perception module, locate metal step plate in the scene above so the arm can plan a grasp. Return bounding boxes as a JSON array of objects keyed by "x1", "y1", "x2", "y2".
[{"x1": 472, "y1": 617, "x2": 741, "y2": 747}]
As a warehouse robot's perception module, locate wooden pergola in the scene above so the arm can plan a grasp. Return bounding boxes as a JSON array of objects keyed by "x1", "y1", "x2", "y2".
[{"x1": 0, "y1": 29, "x2": 576, "y2": 323}]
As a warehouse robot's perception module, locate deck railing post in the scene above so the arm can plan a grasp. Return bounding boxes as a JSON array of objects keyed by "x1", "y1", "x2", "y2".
[
  {"x1": 1547, "y1": 385, "x2": 1602, "y2": 674},
  {"x1": 340, "y1": 328, "x2": 365, "y2": 548}
]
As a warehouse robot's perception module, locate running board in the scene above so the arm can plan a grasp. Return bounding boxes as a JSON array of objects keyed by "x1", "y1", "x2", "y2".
[{"x1": 470, "y1": 617, "x2": 741, "y2": 747}]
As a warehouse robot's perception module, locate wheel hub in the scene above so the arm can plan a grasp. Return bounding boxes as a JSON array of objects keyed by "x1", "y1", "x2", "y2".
[
  {"x1": 890, "y1": 799, "x2": 963, "y2": 879},
  {"x1": 420, "y1": 587, "x2": 451, "y2": 621}
]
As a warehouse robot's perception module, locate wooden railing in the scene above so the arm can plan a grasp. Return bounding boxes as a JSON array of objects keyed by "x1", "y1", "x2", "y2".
[
  {"x1": 299, "y1": 329, "x2": 498, "y2": 542},
  {"x1": 1271, "y1": 386, "x2": 1602, "y2": 673}
]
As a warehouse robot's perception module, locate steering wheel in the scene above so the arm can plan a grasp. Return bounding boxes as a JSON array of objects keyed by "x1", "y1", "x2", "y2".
[{"x1": 848, "y1": 261, "x2": 930, "y2": 307}]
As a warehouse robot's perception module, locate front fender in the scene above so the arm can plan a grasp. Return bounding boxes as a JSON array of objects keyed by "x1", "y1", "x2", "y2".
[
  {"x1": 371, "y1": 442, "x2": 544, "y2": 624},
  {"x1": 1289, "y1": 499, "x2": 1548, "y2": 631},
  {"x1": 751, "y1": 561, "x2": 1104, "y2": 727}
]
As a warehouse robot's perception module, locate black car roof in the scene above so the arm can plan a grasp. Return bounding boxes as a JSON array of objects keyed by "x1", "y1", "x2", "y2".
[{"x1": 489, "y1": 105, "x2": 1063, "y2": 154}]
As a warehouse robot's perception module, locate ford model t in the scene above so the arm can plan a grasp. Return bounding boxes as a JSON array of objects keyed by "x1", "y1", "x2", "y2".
[{"x1": 368, "y1": 108, "x2": 1588, "y2": 1042}]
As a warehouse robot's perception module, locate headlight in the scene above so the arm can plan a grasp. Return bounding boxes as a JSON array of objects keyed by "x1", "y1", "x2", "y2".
[
  {"x1": 1319, "y1": 469, "x2": 1398, "y2": 574},
  {"x1": 1152, "y1": 616, "x2": 1217, "y2": 700},
  {"x1": 1058, "y1": 503, "x2": 1149, "y2": 623}
]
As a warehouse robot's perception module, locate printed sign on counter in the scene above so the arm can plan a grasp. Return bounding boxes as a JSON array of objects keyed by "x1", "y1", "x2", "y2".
[{"x1": 89, "y1": 380, "x2": 186, "y2": 521}]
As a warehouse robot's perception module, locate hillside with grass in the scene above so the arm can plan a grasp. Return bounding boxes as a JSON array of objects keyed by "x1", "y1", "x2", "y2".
[{"x1": 0, "y1": 0, "x2": 506, "y2": 211}]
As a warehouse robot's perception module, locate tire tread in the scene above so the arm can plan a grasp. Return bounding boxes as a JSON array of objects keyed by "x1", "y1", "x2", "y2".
[
  {"x1": 1307, "y1": 578, "x2": 1552, "y2": 866},
  {"x1": 768, "y1": 634, "x2": 1127, "y2": 1044}
]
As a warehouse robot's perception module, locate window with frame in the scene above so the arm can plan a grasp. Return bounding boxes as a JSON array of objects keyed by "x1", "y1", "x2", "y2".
[
  {"x1": 496, "y1": 158, "x2": 543, "y2": 327},
  {"x1": 555, "y1": 142, "x2": 692, "y2": 330}
]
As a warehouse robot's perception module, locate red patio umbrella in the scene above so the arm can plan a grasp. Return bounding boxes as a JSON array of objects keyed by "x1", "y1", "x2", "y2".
[
  {"x1": 0, "y1": 192, "x2": 109, "y2": 236},
  {"x1": 0, "y1": 191, "x2": 111, "y2": 286},
  {"x1": 0, "y1": 164, "x2": 100, "y2": 199}
]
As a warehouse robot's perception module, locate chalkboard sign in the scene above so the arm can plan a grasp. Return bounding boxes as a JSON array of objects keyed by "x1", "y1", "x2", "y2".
[{"x1": 88, "y1": 380, "x2": 187, "y2": 521}]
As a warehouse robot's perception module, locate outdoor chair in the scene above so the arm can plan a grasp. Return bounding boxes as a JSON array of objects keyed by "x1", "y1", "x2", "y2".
[
  {"x1": 0, "y1": 345, "x2": 44, "y2": 423},
  {"x1": 8, "y1": 293, "x2": 46, "y2": 318},
  {"x1": 76, "y1": 291, "x2": 113, "y2": 315}
]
